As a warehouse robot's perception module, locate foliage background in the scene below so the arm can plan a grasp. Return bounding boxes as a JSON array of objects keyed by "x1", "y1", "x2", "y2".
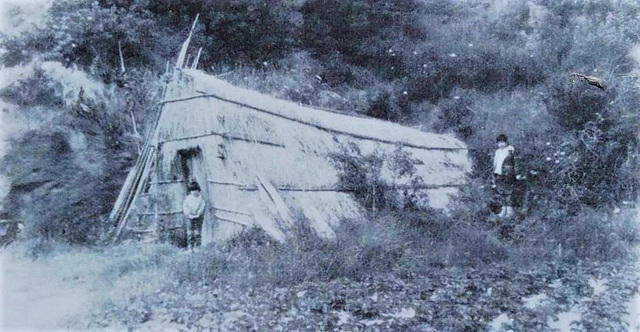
[
  {"x1": 3, "y1": 0, "x2": 638, "y2": 244},
  {"x1": 1, "y1": 0, "x2": 639, "y2": 330}
]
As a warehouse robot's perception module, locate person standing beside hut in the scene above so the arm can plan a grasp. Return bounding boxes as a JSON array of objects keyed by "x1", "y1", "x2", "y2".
[
  {"x1": 492, "y1": 134, "x2": 516, "y2": 218},
  {"x1": 183, "y1": 181, "x2": 205, "y2": 249}
]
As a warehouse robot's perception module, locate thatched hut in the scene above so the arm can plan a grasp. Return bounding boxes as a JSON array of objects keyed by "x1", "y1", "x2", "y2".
[{"x1": 111, "y1": 69, "x2": 472, "y2": 244}]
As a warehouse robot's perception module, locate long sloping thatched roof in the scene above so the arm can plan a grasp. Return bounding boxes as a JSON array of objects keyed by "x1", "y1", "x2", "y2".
[{"x1": 111, "y1": 69, "x2": 472, "y2": 243}]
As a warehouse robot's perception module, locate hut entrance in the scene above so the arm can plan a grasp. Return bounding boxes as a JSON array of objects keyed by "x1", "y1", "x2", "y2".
[
  {"x1": 177, "y1": 148, "x2": 213, "y2": 245},
  {"x1": 178, "y1": 148, "x2": 207, "y2": 190}
]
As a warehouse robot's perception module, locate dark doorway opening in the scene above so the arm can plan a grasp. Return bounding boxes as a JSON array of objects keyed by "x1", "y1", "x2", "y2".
[{"x1": 177, "y1": 148, "x2": 205, "y2": 190}]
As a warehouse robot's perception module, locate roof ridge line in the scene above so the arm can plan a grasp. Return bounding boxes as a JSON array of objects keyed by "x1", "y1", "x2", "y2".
[{"x1": 160, "y1": 93, "x2": 469, "y2": 152}]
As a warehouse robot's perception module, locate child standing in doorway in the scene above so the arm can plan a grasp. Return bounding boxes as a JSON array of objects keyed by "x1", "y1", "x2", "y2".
[{"x1": 183, "y1": 181, "x2": 205, "y2": 249}]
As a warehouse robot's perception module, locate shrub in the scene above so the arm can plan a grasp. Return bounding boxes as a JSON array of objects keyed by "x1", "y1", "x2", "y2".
[
  {"x1": 21, "y1": 238, "x2": 73, "y2": 259},
  {"x1": 168, "y1": 216, "x2": 412, "y2": 289},
  {"x1": 545, "y1": 208, "x2": 639, "y2": 263},
  {"x1": 364, "y1": 88, "x2": 411, "y2": 121},
  {"x1": 141, "y1": 0, "x2": 300, "y2": 68},
  {"x1": 1, "y1": 1, "x2": 172, "y2": 75},
  {"x1": 329, "y1": 143, "x2": 386, "y2": 212},
  {"x1": 101, "y1": 242, "x2": 178, "y2": 279},
  {"x1": 0, "y1": 64, "x2": 161, "y2": 244},
  {"x1": 329, "y1": 143, "x2": 429, "y2": 214},
  {"x1": 300, "y1": 0, "x2": 420, "y2": 79},
  {"x1": 0, "y1": 67, "x2": 65, "y2": 108},
  {"x1": 396, "y1": 208, "x2": 510, "y2": 269}
]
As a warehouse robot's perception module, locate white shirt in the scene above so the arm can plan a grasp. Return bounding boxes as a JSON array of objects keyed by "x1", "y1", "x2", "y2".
[
  {"x1": 493, "y1": 145, "x2": 514, "y2": 175},
  {"x1": 183, "y1": 194, "x2": 205, "y2": 219}
]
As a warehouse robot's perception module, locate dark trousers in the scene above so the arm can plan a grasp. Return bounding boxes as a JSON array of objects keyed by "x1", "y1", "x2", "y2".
[
  {"x1": 495, "y1": 174, "x2": 515, "y2": 206},
  {"x1": 187, "y1": 217, "x2": 203, "y2": 248}
]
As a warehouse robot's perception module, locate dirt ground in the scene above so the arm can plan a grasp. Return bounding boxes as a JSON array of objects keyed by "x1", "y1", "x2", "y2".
[
  {"x1": 0, "y1": 242, "x2": 638, "y2": 331},
  {"x1": 0, "y1": 250, "x2": 103, "y2": 330}
]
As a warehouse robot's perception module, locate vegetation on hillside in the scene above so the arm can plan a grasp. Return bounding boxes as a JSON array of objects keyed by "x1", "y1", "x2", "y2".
[
  {"x1": 2, "y1": 1, "x2": 638, "y2": 242},
  {"x1": 0, "y1": 0, "x2": 639, "y2": 329}
]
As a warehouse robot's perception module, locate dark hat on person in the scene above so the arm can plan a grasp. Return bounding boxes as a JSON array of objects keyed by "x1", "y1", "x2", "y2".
[
  {"x1": 187, "y1": 181, "x2": 201, "y2": 192},
  {"x1": 496, "y1": 134, "x2": 508, "y2": 143}
]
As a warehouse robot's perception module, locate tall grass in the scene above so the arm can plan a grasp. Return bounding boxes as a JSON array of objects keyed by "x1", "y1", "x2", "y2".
[
  {"x1": 14, "y1": 203, "x2": 636, "y2": 295},
  {"x1": 7, "y1": 206, "x2": 635, "y2": 331},
  {"x1": 172, "y1": 217, "x2": 410, "y2": 289},
  {"x1": 168, "y1": 202, "x2": 638, "y2": 291}
]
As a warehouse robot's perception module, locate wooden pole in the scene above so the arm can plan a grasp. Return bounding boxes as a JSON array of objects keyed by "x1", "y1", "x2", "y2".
[
  {"x1": 176, "y1": 14, "x2": 199, "y2": 68},
  {"x1": 118, "y1": 41, "x2": 126, "y2": 74},
  {"x1": 153, "y1": 144, "x2": 160, "y2": 241},
  {"x1": 113, "y1": 147, "x2": 156, "y2": 242},
  {"x1": 191, "y1": 47, "x2": 203, "y2": 69},
  {"x1": 372, "y1": 183, "x2": 376, "y2": 219},
  {"x1": 130, "y1": 111, "x2": 141, "y2": 154}
]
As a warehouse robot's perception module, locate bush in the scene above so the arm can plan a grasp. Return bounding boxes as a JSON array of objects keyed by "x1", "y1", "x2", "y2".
[
  {"x1": 545, "y1": 208, "x2": 639, "y2": 263},
  {"x1": 1, "y1": 1, "x2": 172, "y2": 76},
  {"x1": 0, "y1": 64, "x2": 161, "y2": 244},
  {"x1": 0, "y1": 67, "x2": 65, "y2": 108},
  {"x1": 397, "y1": 209, "x2": 509, "y2": 269},
  {"x1": 168, "y1": 216, "x2": 411, "y2": 289},
  {"x1": 301, "y1": 0, "x2": 420, "y2": 79},
  {"x1": 329, "y1": 143, "x2": 428, "y2": 213},
  {"x1": 21, "y1": 238, "x2": 73, "y2": 259},
  {"x1": 141, "y1": 0, "x2": 300, "y2": 68}
]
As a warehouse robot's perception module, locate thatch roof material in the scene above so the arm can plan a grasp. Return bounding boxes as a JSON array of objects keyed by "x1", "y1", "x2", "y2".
[{"x1": 112, "y1": 69, "x2": 472, "y2": 243}]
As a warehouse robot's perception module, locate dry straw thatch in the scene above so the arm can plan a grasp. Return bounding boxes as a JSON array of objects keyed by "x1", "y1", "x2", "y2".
[{"x1": 111, "y1": 69, "x2": 472, "y2": 244}]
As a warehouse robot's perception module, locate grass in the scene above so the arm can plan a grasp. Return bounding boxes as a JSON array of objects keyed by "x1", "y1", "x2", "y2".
[
  {"x1": 3, "y1": 205, "x2": 638, "y2": 331},
  {"x1": 14, "y1": 205, "x2": 637, "y2": 290}
]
